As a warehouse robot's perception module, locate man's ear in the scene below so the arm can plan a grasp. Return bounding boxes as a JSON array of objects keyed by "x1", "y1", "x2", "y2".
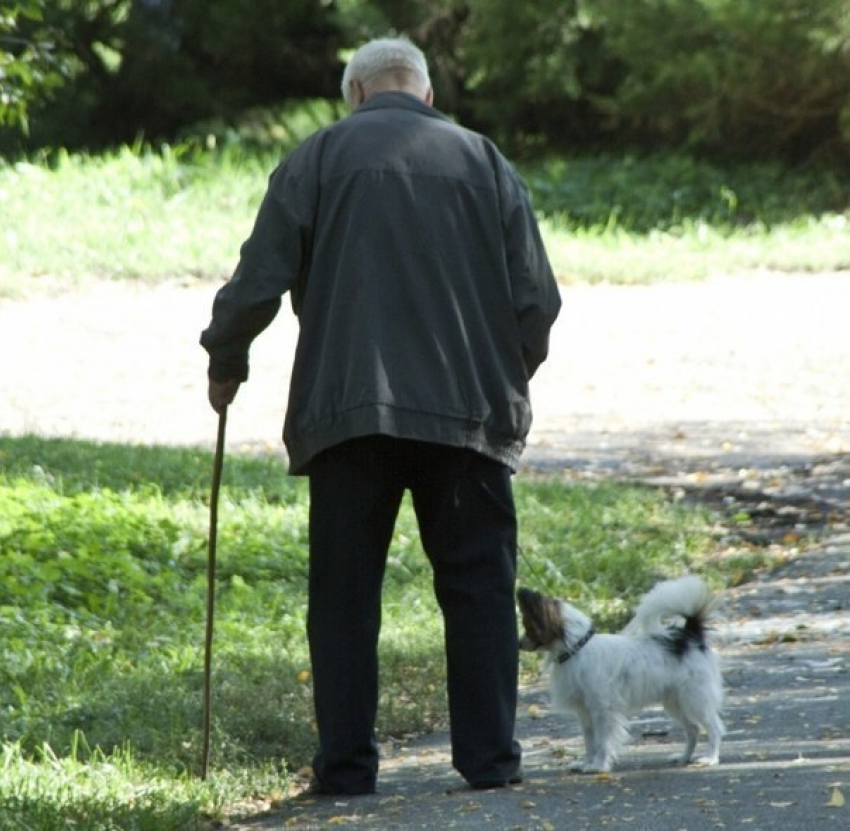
[
  {"x1": 425, "y1": 86, "x2": 434, "y2": 106},
  {"x1": 348, "y1": 78, "x2": 365, "y2": 109}
]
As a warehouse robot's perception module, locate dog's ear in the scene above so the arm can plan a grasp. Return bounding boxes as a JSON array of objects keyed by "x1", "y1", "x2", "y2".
[
  {"x1": 516, "y1": 586, "x2": 538, "y2": 608},
  {"x1": 517, "y1": 587, "x2": 564, "y2": 648}
]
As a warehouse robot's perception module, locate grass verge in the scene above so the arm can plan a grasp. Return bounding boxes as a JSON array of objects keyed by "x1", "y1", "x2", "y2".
[
  {"x1": 1, "y1": 144, "x2": 847, "y2": 297},
  {"x1": 0, "y1": 433, "x2": 754, "y2": 826}
]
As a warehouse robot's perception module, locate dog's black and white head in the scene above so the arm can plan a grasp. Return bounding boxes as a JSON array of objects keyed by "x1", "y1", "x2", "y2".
[{"x1": 517, "y1": 587, "x2": 594, "y2": 656}]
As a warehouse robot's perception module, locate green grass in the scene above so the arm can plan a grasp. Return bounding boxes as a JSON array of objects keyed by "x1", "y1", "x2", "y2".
[
  {"x1": 0, "y1": 145, "x2": 269, "y2": 292},
  {"x1": 530, "y1": 155, "x2": 850, "y2": 283},
  {"x1": 0, "y1": 433, "x2": 744, "y2": 827},
  {"x1": 1, "y1": 139, "x2": 848, "y2": 296},
  {"x1": 540, "y1": 213, "x2": 850, "y2": 284},
  {"x1": 0, "y1": 740, "x2": 232, "y2": 831}
]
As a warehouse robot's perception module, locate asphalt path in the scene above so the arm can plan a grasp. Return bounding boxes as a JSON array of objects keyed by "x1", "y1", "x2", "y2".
[{"x1": 229, "y1": 532, "x2": 849, "y2": 831}]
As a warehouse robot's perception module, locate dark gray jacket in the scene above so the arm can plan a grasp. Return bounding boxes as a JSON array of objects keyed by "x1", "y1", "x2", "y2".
[{"x1": 201, "y1": 92, "x2": 561, "y2": 474}]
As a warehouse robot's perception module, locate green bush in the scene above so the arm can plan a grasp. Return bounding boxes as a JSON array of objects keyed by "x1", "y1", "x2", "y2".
[
  {"x1": 461, "y1": 0, "x2": 850, "y2": 161},
  {"x1": 525, "y1": 153, "x2": 850, "y2": 231},
  {"x1": 600, "y1": 0, "x2": 850, "y2": 160}
]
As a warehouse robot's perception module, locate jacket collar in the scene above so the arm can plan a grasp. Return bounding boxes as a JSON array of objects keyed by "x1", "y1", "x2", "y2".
[{"x1": 353, "y1": 91, "x2": 449, "y2": 122}]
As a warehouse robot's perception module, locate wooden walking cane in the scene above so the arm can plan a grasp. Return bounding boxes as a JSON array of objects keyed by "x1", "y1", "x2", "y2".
[{"x1": 201, "y1": 407, "x2": 227, "y2": 780}]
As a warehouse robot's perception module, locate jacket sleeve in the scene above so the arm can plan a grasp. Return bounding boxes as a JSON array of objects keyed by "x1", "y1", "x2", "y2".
[
  {"x1": 200, "y1": 147, "x2": 317, "y2": 382},
  {"x1": 496, "y1": 156, "x2": 562, "y2": 378}
]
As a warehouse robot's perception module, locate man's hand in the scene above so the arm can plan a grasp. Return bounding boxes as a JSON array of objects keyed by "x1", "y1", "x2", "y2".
[{"x1": 208, "y1": 378, "x2": 241, "y2": 414}]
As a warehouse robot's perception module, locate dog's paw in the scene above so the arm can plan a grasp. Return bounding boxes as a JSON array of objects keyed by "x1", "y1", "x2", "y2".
[
  {"x1": 578, "y1": 762, "x2": 612, "y2": 774},
  {"x1": 692, "y1": 755, "x2": 720, "y2": 767}
]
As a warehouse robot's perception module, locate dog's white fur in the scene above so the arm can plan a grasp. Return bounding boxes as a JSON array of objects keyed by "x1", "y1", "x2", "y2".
[{"x1": 520, "y1": 576, "x2": 725, "y2": 773}]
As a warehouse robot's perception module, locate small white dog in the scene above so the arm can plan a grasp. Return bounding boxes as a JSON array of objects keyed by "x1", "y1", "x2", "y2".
[{"x1": 517, "y1": 576, "x2": 725, "y2": 772}]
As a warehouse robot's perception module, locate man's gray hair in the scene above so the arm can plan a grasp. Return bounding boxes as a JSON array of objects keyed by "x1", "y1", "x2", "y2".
[{"x1": 341, "y1": 37, "x2": 430, "y2": 107}]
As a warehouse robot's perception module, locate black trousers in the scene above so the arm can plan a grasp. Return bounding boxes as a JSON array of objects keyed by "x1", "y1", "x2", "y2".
[{"x1": 307, "y1": 436, "x2": 522, "y2": 792}]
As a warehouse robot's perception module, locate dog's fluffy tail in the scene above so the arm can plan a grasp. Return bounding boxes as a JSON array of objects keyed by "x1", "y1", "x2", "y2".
[{"x1": 624, "y1": 575, "x2": 717, "y2": 636}]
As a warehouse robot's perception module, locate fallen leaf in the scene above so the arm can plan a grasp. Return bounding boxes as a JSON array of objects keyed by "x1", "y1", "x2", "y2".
[{"x1": 827, "y1": 788, "x2": 845, "y2": 808}]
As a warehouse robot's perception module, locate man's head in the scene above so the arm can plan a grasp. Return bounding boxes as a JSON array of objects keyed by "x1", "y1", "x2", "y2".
[{"x1": 341, "y1": 37, "x2": 433, "y2": 110}]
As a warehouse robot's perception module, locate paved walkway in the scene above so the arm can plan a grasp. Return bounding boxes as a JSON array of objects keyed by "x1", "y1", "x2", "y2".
[
  {"x1": 1, "y1": 272, "x2": 848, "y2": 461},
  {"x1": 229, "y1": 532, "x2": 849, "y2": 830}
]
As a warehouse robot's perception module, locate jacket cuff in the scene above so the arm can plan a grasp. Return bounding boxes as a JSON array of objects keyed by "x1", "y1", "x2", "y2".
[{"x1": 208, "y1": 358, "x2": 249, "y2": 383}]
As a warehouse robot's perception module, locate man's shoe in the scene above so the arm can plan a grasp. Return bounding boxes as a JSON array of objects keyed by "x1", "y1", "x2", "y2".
[{"x1": 470, "y1": 771, "x2": 523, "y2": 790}]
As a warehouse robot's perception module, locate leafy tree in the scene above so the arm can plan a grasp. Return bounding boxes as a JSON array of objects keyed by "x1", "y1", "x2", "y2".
[
  {"x1": 1, "y1": 1, "x2": 136, "y2": 149},
  {"x1": 92, "y1": 0, "x2": 344, "y2": 143},
  {"x1": 4, "y1": 0, "x2": 346, "y2": 150},
  {"x1": 4, "y1": 0, "x2": 850, "y2": 161},
  {"x1": 597, "y1": 0, "x2": 850, "y2": 161},
  {"x1": 0, "y1": 0, "x2": 69, "y2": 131},
  {"x1": 455, "y1": 0, "x2": 619, "y2": 152}
]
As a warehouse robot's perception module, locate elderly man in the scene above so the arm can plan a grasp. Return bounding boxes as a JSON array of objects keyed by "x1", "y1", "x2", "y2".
[{"x1": 201, "y1": 36, "x2": 560, "y2": 795}]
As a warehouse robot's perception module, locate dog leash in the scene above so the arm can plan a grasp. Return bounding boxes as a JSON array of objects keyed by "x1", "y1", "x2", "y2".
[
  {"x1": 517, "y1": 543, "x2": 551, "y2": 592},
  {"x1": 201, "y1": 407, "x2": 227, "y2": 780}
]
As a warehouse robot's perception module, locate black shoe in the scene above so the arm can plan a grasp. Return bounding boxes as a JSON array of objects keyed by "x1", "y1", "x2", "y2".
[{"x1": 470, "y1": 771, "x2": 523, "y2": 790}]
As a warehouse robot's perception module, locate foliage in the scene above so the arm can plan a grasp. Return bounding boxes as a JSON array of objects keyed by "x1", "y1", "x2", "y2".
[
  {"x1": 456, "y1": 0, "x2": 850, "y2": 161},
  {"x1": 524, "y1": 153, "x2": 850, "y2": 231},
  {"x1": 459, "y1": 0, "x2": 613, "y2": 150},
  {"x1": 597, "y1": 0, "x2": 850, "y2": 161},
  {"x1": 0, "y1": 433, "x2": 732, "y2": 824},
  {"x1": 0, "y1": 0, "x2": 68, "y2": 131},
  {"x1": 1, "y1": 0, "x2": 345, "y2": 151},
  {"x1": 3, "y1": 0, "x2": 850, "y2": 161}
]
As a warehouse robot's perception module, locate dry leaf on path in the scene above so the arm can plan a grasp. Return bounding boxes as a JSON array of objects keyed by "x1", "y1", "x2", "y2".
[{"x1": 827, "y1": 787, "x2": 845, "y2": 808}]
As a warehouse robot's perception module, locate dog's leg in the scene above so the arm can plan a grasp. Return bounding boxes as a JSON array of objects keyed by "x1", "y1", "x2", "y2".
[
  {"x1": 694, "y1": 715, "x2": 724, "y2": 766},
  {"x1": 664, "y1": 700, "x2": 694, "y2": 765},
  {"x1": 569, "y1": 709, "x2": 596, "y2": 772},
  {"x1": 679, "y1": 720, "x2": 700, "y2": 765},
  {"x1": 673, "y1": 687, "x2": 724, "y2": 767},
  {"x1": 581, "y1": 707, "x2": 621, "y2": 773}
]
